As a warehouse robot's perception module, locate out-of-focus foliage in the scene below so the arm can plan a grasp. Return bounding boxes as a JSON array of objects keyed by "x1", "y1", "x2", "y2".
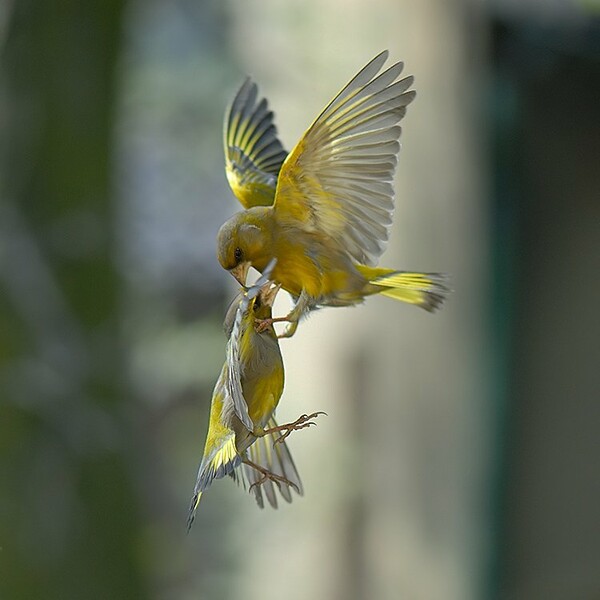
[{"x1": 0, "y1": 1, "x2": 146, "y2": 598}]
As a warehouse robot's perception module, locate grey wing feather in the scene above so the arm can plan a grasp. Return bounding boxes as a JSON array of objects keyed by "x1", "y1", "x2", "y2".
[
  {"x1": 224, "y1": 78, "x2": 288, "y2": 207},
  {"x1": 223, "y1": 259, "x2": 278, "y2": 431},
  {"x1": 225, "y1": 301, "x2": 253, "y2": 431},
  {"x1": 274, "y1": 51, "x2": 416, "y2": 266}
]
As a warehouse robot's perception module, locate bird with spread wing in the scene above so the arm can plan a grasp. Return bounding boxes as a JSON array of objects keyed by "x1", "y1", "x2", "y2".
[{"x1": 217, "y1": 50, "x2": 449, "y2": 337}]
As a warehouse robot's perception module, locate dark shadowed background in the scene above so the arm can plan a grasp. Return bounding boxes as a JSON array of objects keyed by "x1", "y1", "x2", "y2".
[{"x1": 1, "y1": 1, "x2": 599, "y2": 599}]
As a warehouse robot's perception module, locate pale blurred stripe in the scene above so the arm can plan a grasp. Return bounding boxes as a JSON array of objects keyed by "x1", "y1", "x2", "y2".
[{"x1": 226, "y1": 1, "x2": 490, "y2": 599}]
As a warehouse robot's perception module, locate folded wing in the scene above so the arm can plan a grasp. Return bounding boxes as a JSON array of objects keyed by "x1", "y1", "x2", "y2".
[{"x1": 224, "y1": 259, "x2": 279, "y2": 431}]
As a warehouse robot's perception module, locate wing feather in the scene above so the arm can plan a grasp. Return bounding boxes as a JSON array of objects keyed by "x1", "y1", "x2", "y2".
[
  {"x1": 273, "y1": 51, "x2": 415, "y2": 266},
  {"x1": 224, "y1": 78, "x2": 288, "y2": 208},
  {"x1": 224, "y1": 260, "x2": 278, "y2": 432},
  {"x1": 224, "y1": 301, "x2": 253, "y2": 430}
]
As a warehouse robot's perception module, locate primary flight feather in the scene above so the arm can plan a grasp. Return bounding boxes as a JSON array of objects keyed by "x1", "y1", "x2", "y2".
[
  {"x1": 218, "y1": 51, "x2": 448, "y2": 335},
  {"x1": 224, "y1": 78, "x2": 287, "y2": 208}
]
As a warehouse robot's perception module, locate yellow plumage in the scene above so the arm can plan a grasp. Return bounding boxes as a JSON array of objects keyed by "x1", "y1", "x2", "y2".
[
  {"x1": 223, "y1": 78, "x2": 287, "y2": 209},
  {"x1": 356, "y1": 266, "x2": 448, "y2": 312},
  {"x1": 187, "y1": 270, "x2": 302, "y2": 530},
  {"x1": 217, "y1": 51, "x2": 449, "y2": 331}
]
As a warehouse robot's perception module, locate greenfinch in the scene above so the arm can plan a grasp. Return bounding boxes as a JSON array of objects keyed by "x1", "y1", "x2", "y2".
[
  {"x1": 217, "y1": 50, "x2": 448, "y2": 335},
  {"x1": 187, "y1": 264, "x2": 304, "y2": 530}
]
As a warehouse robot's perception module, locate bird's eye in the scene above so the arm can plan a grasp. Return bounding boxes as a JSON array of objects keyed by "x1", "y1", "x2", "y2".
[
  {"x1": 253, "y1": 295, "x2": 262, "y2": 310},
  {"x1": 234, "y1": 247, "x2": 243, "y2": 263}
]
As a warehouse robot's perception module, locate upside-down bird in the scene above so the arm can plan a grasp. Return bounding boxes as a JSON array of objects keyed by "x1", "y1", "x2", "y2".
[{"x1": 187, "y1": 262, "x2": 323, "y2": 529}]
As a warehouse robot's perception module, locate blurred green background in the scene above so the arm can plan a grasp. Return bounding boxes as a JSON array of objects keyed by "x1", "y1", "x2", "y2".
[{"x1": 1, "y1": 1, "x2": 599, "y2": 599}]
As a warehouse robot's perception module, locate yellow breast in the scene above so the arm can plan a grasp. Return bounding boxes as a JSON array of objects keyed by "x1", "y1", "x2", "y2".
[{"x1": 270, "y1": 238, "x2": 356, "y2": 300}]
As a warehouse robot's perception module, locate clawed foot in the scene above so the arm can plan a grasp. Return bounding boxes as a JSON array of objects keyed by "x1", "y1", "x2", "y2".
[
  {"x1": 254, "y1": 316, "x2": 290, "y2": 333},
  {"x1": 243, "y1": 459, "x2": 300, "y2": 494},
  {"x1": 263, "y1": 411, "x2": 327, "y2": 445}
]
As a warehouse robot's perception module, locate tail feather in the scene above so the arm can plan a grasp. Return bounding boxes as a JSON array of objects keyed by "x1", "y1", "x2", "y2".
[
  {"x1": 358, "y1": 266, "x2": 450, "y2": 312},
  {"x1": 246, "y1": 439, "x2": 278, "y2": 508},
  {"x1": 243, "y1": 457, "x2": 265, "y2": 508},
  {"x1": 244, "y1": 417, "x2": 303, "y2": 509},
  {"x1": 188, "y1": 417, "x2": 304, "y2": 527},
  {"x1": 271, "y1": 432, "x2": 304, "y2": 497}
]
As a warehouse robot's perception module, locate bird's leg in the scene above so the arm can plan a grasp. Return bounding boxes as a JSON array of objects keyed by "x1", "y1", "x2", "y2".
[
  {"x1": 260, "y1": 411, "x2": 327, "y2": 445},
  {"x1": 255, "y1": 290, "x2": 312, "y2": 337},
  {"x1": 254, "y1": 315, "x2": 292, "y2": 333},
  {"x1": 277, "y1": 320, "x2": 299, "y2": 339},
  {"x1": 243, "y1": 458, "x2": 300, "y2": 493}
]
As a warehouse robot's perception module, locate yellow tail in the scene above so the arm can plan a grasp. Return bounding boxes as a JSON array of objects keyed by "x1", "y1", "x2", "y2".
[{"x1": 358, "y1": 266, "x2": 449, "y2": 312}]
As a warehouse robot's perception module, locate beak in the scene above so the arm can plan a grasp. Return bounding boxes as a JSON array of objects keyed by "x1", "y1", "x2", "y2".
[
  {"x1": 230, "y1": 261, "x2": 251, "y2": 286},
  {"x1": 259, "y1": 282, "x2": 282, "y2": 307}
]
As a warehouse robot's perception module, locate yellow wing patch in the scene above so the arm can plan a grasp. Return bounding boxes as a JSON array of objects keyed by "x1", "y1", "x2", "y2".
[
  {"x1": 274, "y1": 51, "x2": 415, "y2": 266},
  {"x1": 224, "y1": 78, "x2": 288, "y2": 208}
]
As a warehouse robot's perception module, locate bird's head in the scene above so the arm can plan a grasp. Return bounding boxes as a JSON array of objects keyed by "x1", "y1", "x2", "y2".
[
  {"x1": 217, "y1": 209, "x2": 271, "y2": 286},
  {"x1": 252, "y1": 282, "x2": 281, "y2": 321}
]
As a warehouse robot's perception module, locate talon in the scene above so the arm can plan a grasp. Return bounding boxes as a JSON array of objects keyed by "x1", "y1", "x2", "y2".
[
  {"x1": 261, "y1": 411, "x2": 327, "y2": 445},
  {"x1": 244, "y1": 459, "x2": 300, "y2": 494},
  {"x1": 255, "y1": 315, "x2": 292, "y2": 333},
  {"x1": 254, "y1": 317, "x2": 273, "y2": 333}
]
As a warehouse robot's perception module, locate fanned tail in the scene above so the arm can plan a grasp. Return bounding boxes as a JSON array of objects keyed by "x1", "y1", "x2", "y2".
[
  {"x1": 244, "y1": 418, "x2": 303, "y2": 509},
  {"x1": 358, "y1": 265, "x2": 450, "y2": 312}
]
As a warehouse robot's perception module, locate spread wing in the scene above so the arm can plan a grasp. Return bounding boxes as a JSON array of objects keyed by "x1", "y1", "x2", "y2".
[
  {"x1": 273, "y1": 50, "x2": 415, "y2": 266},
  {"x1": 224, "y1": 78, "x2": 288, "y2": 209}
]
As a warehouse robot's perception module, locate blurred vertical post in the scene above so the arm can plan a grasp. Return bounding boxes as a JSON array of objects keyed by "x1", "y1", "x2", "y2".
[
  {"x1": 0, "y1": 2, "x2": 148, "y2": 599},
  {"x1": 227, "y1": 1, "x2": 490, "y2": 600}
]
